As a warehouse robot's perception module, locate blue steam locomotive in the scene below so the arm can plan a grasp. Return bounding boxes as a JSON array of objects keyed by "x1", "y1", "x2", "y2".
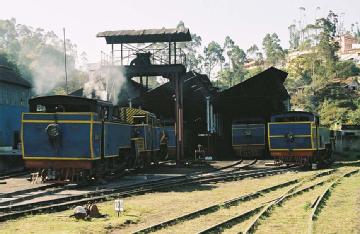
[
  {"x1": 22, "y1": 95, "x2": 166, "y2": 182},
  {"x1": 232, "y1": 119, "x2": 265, "y2": 158},
  {"x1": 268, "y1": 111, "x2": 333, "y2": 166}
]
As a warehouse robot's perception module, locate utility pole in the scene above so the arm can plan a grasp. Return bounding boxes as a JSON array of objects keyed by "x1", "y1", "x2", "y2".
[{"x1": 63, "y1": 28, "x2": 68, "y2": 95}]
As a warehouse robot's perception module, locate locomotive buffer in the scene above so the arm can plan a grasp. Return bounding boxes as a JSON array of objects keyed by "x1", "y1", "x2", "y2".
[{"x1": 97, "y1": 27, "x2": 192, "y2": 163}]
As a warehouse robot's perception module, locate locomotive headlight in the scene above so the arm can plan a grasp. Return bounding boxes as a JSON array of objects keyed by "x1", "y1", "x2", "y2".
[
  {"x1": 46, "y1": 124, "x2": 61, "y2": 139},
  {"x1": 285, "y1": 132, "x2": 295, "y2": 143}
]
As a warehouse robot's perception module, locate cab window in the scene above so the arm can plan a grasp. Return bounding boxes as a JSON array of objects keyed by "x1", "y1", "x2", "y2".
[{"x1": 133, "y1": 115, "x2": 147, "y2": 124}]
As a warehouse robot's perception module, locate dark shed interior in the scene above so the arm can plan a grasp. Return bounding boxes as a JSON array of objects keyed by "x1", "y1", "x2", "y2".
[{"x1": 213, "y1": 67, "x2": 290, "y2": 158}]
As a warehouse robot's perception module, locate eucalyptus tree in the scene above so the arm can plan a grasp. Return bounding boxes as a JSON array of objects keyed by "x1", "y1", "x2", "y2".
[
  {"x1": 203, "y1": 41, "x2": 224, "y2": 79},
  {"x1": 262, "y1": 33, "x2": 285, "y2": 66}
]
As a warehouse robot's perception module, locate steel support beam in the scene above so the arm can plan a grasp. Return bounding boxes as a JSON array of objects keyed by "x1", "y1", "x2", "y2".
[
  {"x1": 168, "y1": 42, "x2": 172, "y2": 64},
  {"x1": 175, "y1": 72, "x2": 184, "y2": 164},
  {"x1": 174, "y1": 42, "x2": 177, "y2": 64},
  {"x1": 206, "y1": 96, "x2": 210, "y2": 132},
  {"x1": 111, "y1": 44, "x2": 114, "y2": 65},
  {"x1": 120, "y1": 44, "x2": 123, "y2": 65}
]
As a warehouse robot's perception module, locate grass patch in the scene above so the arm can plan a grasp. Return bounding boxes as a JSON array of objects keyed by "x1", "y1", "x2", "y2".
[
  {"x1": 0, "y1": 204, "x2": 147, "y2": 234},
  {"x1": 303, "y1": 201, "x2": 312, "y2": 211}
]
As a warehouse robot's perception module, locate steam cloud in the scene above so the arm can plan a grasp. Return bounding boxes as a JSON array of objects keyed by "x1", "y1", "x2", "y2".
[
  {"x1": 29, "y1": 53, "x2": 70, "y2": 95},
  {"x1": 83, "y1": 66, "x2": 126, "y2": 104}
]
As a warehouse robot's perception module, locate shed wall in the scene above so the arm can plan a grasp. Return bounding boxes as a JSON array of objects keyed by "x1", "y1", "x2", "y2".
[{"x1": 0, "y1": 82, "x2": 30, "y2": 147}]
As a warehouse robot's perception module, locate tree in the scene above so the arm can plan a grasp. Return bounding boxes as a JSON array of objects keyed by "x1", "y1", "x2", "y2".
[
  {"x1": 262, "y1": 33, "x2": 285, "y2": 66},
  {"x1": 246, "y1": 44, "x2": 259, "y2": 59},
  {"x1": 203, "y1": 41, "x2": 224, "y2": 79},
  {"x1": 175, "y1": 21, "x2": 204, "y2": 72},
  {"x1": 286, "y1": 54, "x2": 313, "y2": 90},
  {"x1": 247, "y1": 44, "x2": 263, "y2": 65},
  {"x1": 349, "y1": 102, "x2": 360, "y2": 124},
  {"x1": 355, "y1": 22, "x2": 360, "y2": 42},
  {"x1": 318, "y1": 100, "x2": 350, "y2": 127},
  {"x1": 335, "y1": 61, "x2": 360, "y2": 78},
  {"x1": 227, "y1": 45, "x2": 246, "y2": 69},
  {"x1": 288, "y1": 24, "x2": 300, "y2": 50},
  {"x1": 315, "y1": 11, "x2": 340, "y2": 76},
  {"x1": 219, "y1": 36, "x2": 248, "y2": 87}
]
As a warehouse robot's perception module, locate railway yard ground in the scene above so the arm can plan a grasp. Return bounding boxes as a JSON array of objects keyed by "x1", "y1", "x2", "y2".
[{"x1": 0, "y1": 153, "x2": 359, "y2": 234}]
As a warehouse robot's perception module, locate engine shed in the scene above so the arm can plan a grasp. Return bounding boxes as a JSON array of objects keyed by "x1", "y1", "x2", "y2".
[
  {"x1": 213, "y1": 67, "x2": 290, "y2": 158},
  {"x1": 0, "y1": 65, "x2": 31, "y2": 151}
]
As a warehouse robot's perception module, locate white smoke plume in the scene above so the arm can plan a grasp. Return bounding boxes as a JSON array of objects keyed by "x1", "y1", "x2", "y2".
[
  {"x1": 28, "y1": 52, "x2": 71, "y2": 95},
  {"x1": 83, "y1": 65, "x2": 126, "y2": 104}
]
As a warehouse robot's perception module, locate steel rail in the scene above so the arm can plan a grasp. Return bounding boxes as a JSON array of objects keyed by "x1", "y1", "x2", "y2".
[
  {"x1": 198, "y1": 205, "x2": 265, "y2": 234},
  {"x1": 0, "y1": 183, "x2": 62, "y2": 199}
]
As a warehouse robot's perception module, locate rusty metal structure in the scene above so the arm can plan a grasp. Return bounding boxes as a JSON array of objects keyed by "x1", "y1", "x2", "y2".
[{"x1": 97, "y1": 27, "x2": 192, "y2": 163}]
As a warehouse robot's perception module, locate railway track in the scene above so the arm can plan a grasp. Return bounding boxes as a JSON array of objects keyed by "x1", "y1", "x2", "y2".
[
  {"x1": 0, "y1": 160, "x2": 246, "y2": 207},
  {"x1": 196, "y1": 169, "x2": 338, "y2": 234},
  {"x1": 308, "y1": 169, "x2": 359, "y2": 234},
  {"x1": 0, "y1": 160, "x2": 254, "y2": 209},
  {"x1": 197, "y1": 168, "x2": 358, "y2": 234},
  {"x1": 243, "y1": 169, "x2": 358, "y2": 234},
  {"x1": 0, "y1": 160, "x2": 290, "y2": 222},
  {"x1": 0, "y1": 170, "x2": 28, "y2": 181},
  {"x1": 134, "y1": 179, "x2": 299, "y2": 234},
  {"x1": 132, "y1": 169, "x2": 331, "y2": 234},
  {"x1": 0, "y1": 171, "x2": 128, "y2": 207},
  {"x1": 0, "y1": 183, "x2": 88, "y2": 206}
]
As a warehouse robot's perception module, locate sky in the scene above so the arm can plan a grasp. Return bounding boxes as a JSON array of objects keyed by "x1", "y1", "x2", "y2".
[{"x1": 2, "y1": 0, "x2": 360, "y2": 63}]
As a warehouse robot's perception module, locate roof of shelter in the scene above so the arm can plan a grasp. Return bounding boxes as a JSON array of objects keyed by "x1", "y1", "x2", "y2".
[
  {"x1": 0, "y1": 65, "x2": 31, "y2": 88},
  {"x1": 217, "y1": 66, "x2": 289, "y2": 100},
  {"x1": 97, "y1": 27, "x2": 192, "y2": 44}
]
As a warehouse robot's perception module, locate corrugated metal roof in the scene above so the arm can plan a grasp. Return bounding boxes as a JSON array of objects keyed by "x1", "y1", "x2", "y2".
[
  {"x1": 0, "y1": 65, "x2": 31, "y2": 88},
  {"x1": 97, "y1": 27, "x2": 192, "y2": 44}
]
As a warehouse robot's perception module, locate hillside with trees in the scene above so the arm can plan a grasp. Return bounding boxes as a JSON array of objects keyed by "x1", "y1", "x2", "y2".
[{"x1": 285, "y1": 11, "x2": 360, "y2": 127}]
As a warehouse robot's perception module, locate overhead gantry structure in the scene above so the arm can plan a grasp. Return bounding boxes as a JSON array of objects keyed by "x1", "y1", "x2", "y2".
[{"x1": 97, "y1": 27, "x2": 192, "y2": 163}]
